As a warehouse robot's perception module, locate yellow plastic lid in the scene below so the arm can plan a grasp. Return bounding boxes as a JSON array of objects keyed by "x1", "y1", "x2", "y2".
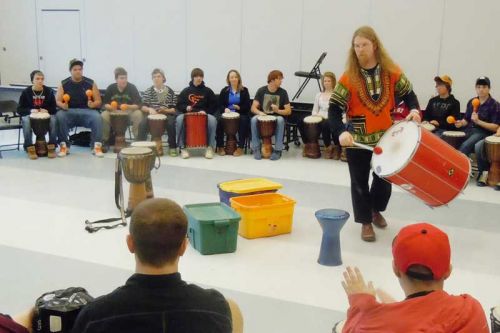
[{"x1": 219, "y1": 178, "x2": 282, "y2": 194}]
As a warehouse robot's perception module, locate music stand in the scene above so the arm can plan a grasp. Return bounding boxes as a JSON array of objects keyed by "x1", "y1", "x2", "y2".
[{"x1": 292, "y1": 52, "x2": 327, "y2": 100}]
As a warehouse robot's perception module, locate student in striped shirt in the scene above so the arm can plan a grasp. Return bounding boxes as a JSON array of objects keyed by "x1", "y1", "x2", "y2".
[{"x1": 138, "y1": 68, "x2": 178, "y2": 157}]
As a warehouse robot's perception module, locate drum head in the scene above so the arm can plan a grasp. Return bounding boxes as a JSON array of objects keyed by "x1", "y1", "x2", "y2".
[
  {"x1": 485, "y1": 135, "x2": 500, "y2": 144},
  {"x1": 110, "y1": 111, "x2": 128, "y2": 116},
  {"x1": 257, "y1": 115, "x2": 277, "y2": 121},
  {"x1": 304, "y1": 115, "x2": 322, "y2": 123},
  {"x1": 148, "y1": 114, "x2": 167, "y2": 120},
  {"x1": 493, "y1": 307, "x2": 500, "y2": 320},
  {"x1": 120, "y1": 147, "x2": 152, "y2": 155},
  {"x1": 131, "y1": 141, "x2": 156, "y2": 148},
  {"x1": 372, "y1": 122, "x2": 420, "y2": 177},
  {"x1": 421, "y1": 123, "x2": 435, "y2": 131},
  {"x1": 30, "y1": 112, "x2": 50, "y2": 119},
  {"x1": 222, "y1": 112, "x2": 240, "y2": 119},
  {"x1": 442, "y1": 131, "x2": 465, "y2": 137}
]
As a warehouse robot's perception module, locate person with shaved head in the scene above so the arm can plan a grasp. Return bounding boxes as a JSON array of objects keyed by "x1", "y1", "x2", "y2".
[{"x1": 72, "y1": 198, "x2": 243, "y2": 333}]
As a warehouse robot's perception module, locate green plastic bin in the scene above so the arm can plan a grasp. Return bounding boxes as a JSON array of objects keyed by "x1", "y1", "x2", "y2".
[{"x1": 183, "y1": 202, "x2": 241, "y2": 255}]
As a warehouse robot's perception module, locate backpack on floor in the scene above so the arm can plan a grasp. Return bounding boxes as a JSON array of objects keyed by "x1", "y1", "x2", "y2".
[{"x1": 32, "y1": 287, "x2": 94, "y2": 333}]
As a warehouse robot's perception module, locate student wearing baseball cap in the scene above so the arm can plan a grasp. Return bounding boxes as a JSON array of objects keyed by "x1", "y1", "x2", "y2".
[
  {"x1": 340, "y1": 223, "x2": 488, "y2": 332},
  {"x1": 423, "y1": 75, "x2": 461, "y2": 134}
]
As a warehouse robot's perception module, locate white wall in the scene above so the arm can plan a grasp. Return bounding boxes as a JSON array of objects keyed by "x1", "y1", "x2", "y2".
[{"x1": 0, "y1": 0, "x2": 499, "y2": 108}]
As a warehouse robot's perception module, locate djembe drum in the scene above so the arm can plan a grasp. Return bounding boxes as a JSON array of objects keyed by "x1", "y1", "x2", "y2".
[
  {"x1": 485, "y1": 135, "x2": 500, "y2": 186},
  {"x1": 119, "y1": 147, "x2": 156, "y2": 212},
  {"x1": 110, "y1": 112, "x2": 130, "y2": 153},
  {"x1": 303, "y1": 115, "x2": 322, "y2": 159},
  {"x1": 30, "y1": 112, "x2": 51, "y2": 156},
  {"x1": 257, "y1": 115, "x2": 277, "y2": 158},
  {"x1": 491, "y1": 306, "x2": 500, "y2": 333},
  {"x1": 222, "y1": 112, "x2": 240, "y2": 155},
  {"x1": 441, "y1": 131, "x2": 466, "y2": 149},
  {"x1": 131, "y1": 141, "x2": 159, "y2": 199},
  {"x1": 315, "y1": 209, "x2": 350, "y2": 266},
  {"x1": 421, "y1": 122, "x2": 436, "y2": 133},
  {"x1": 185, "y1": 112, "x2": 207, "y2": 148},
  {"x1": 148, "y1": 114, "x2": 167, "y2": 156}
]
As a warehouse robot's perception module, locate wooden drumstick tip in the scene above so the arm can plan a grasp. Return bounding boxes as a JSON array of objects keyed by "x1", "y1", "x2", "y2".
[{"x1": 373, "y1": 146, "x2": 383, "y2": 155}]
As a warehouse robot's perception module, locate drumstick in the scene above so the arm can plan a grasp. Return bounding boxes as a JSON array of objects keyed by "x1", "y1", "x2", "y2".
[{"x1": 353, "y1": 142, "x2": 383, "y2": 155}]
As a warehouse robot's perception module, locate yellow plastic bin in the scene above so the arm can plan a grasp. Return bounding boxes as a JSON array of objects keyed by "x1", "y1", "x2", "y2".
[
  {"x1": 230, "y1": 193, "x2": 296, "y2": 239},
  {"x1": 218, "y1": 178, "x2": 282, "y2": 206}
]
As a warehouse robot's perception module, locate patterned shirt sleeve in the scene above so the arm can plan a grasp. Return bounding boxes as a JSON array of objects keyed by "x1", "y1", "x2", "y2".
[
  {"x1": 329, "y1": 76, "x2": 350, "y2": 112},
  {"x1": 394, "y1": 72, "x2": 413, "y2": 98}
]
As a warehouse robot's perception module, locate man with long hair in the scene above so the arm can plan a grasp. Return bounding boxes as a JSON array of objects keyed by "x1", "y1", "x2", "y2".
[{"x1": 329, "y1": 26, "x2": 421, "y2": 242}]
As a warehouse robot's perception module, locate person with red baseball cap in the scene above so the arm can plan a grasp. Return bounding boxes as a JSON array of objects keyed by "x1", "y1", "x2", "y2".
[{"x1": 339, "y1": 223, "x2": 488, "y2": 332}]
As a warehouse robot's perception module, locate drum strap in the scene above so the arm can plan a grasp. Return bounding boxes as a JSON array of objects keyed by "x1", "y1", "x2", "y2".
[{"x1": 84, "y1": 157, "x2": 129, "y2": 233}]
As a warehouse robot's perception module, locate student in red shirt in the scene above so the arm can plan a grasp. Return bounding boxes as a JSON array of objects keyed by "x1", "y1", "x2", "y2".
[{"x1": 340, "y1": 223, "x2": 489, "y2": 332}]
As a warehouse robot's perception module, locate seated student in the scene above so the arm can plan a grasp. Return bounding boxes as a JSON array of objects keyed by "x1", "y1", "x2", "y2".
[
  {"x1": 250, "y1": 70, "x2": 291, "y2": 161},
  {"x1": 176, "y1": 68, "x2": 217, "y2": 159},
  {"x1": 101, "y1": 67, "x2": 143, "y2": 151},
  {"x1": 475, "y1": 126, "x2": 500, "y2": 189},
  {"x1": 423, "y1": 75, "x2": 460, "y2": 135},
  {"x1": 138, "y1": 68, "x2": 178, "y2": 157},
  {"x1": 56, "y1": 59, "x2": 103, "y2": 157},
  {"x1": 340, "y1": 222, "x2": 489, "y2": 332},
  {"x1": 17, "y1": 70, "x2": 58, "y2": 159},
  {"x1": 71, "y1": 198, "x2": 243, "y2": 333},
  {"x1": 311, "y1": 71, "x2": 340, "y2": 159},
  {"x1": 455, "y1": 76, "x2": 500, "y2": 155},
  {"x1": 216, "y1": 69, "x2": 251, "y2": 157}
]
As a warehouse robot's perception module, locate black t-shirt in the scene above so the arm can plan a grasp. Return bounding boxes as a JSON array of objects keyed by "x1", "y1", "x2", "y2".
[
  {"x1": 103, "y1": 83, "x2": 142, "y2": 107},
  {"x1": 424, "y1": 95, "x2": 461, "y2": 130},
  {"x1": 71, "y1": 273, "x2": 232, "y2": 333},
  {"x1": 254, "y1": 86, "x2": 290, "y2": 114}
]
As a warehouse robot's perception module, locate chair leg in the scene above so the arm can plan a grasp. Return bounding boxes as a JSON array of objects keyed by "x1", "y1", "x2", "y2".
[{"x1": 17, "y1": 127, "x2": 21, "y2": 151}]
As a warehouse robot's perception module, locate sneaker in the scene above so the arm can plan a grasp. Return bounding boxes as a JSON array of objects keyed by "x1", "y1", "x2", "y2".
[
  {"x1": 57, "y1": 142, "x2": 68, "y2": 157},
  {"x1": 169, "y1": 148, "x2": 178, "y2": 157},
  {"x1": 93, "y1": 142, "x2": 104, "y2": 158},
  {"x1": 270, "y1": 150, "x2": 282, "y2": 161},
  {"x1": 205, "y1": 147, "x2": 214, "y2": 159},
  {"x1": 476, "y1": 171, "x2": 488, "y2": 187},
  {"x1": 181, "y1": 149, "x2": 190, "y2": 159},
  {"x1": 253, "y1": 149, "x2": 262, "y2": 160},
  {"x1": 27, "y1": 146, "x2": 38, "y2": 160},
  {"x1": 216, "y1": 147, "x2": 226, "y2": 156}
]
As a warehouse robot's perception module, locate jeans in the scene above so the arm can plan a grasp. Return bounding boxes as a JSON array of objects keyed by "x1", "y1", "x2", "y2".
[
  {"x1": 250, "y1": 115, "x2": 285, "y2": 152},
  {"x1": 22, "y1": 114, "x2": 58, "y2": 148},
  {"x1": 138, "y1": 113, "x2": 178, "y2": 148},
  {"x1": 474, "y1": 139, "x2": 489, "y2": 174},
  {"x1": 101, "y1": 109, "x2": 143, "y2": 142},
  {"x1": 346, "y1": 148, "x2": 392, "y2": 224},
  {"x1": 175, "y1": 113, "x2": 217, "y2": 149},
  {"x1": 459, "y1": 128, "x2": 490, "y2": 156},
  {"x1": 56, "y1": 108, "x2": 103, "y2": 147}
]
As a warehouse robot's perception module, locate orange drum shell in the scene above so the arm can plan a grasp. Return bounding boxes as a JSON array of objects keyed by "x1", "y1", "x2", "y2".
[
  {"x1": 381, "y1": 128, "x2": 470, "y2": 207},
  {"x1": 185, "y1": 113, "x2": 208, "y2": 148}
]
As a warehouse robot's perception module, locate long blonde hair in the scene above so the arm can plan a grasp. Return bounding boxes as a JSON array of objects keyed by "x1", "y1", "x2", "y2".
[{"x1": 346, "y1": 26, "x2": 399, "y2": 77}]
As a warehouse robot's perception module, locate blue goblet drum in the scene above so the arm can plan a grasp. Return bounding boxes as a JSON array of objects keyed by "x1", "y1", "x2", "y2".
[{"x1": 315, "y1": 209, "x2": 350, "y2": 266}]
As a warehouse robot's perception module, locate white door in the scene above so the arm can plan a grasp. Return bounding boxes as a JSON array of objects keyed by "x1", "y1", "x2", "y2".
[{"x1": 38, "y1": 10, "x2": 82, "y2": 87}]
